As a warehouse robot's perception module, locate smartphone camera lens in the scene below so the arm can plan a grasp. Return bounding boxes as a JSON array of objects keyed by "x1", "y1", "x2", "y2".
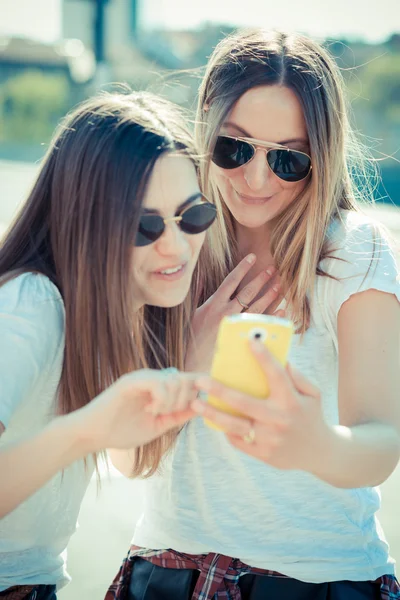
[{"x1": 248, "y1": 328, "x2": 268, "y2": 342}]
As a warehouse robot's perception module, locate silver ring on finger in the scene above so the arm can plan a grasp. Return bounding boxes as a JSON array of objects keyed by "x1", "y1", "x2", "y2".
[
  {"x1": 236, "y1": 296, "x2": 249, "y2": 311},
  {"x1": 243, "y1": 426, "x2": 256, "y2": 444}
]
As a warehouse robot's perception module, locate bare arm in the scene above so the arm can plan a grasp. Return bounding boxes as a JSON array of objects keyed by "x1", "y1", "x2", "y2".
[
  {"x1": 0, "y1": 370, "x2": 197, "y2": 516},
  {"x1": 315, "y1": 289, "x2": 400, "y2": 487},
  {"x1": 0, "y1": 411, "x2": 94, "y2": 518}
]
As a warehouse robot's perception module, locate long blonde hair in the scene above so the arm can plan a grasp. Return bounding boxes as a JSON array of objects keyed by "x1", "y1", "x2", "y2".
[
  {"x1": 0, "y1": 91, "x2": 204, "y2": 476},
  {"x1": 195, "y1": 29, "x2": 377, "y2": 330}
]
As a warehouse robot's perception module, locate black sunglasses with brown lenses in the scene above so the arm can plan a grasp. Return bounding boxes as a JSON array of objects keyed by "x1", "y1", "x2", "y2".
[
  {"x1": 135, "y1": 194, "x2": 217, "y2": 247},
  {"x1": 212, "y1": 135, "x2": 312, "y2": 183}
]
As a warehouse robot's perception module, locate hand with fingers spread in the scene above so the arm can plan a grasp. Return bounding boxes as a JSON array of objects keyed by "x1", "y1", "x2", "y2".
[
  {"x1": 191, "y1": 340, "x2": 328, "y2": 473},
  {"x1": 185, "y1": 254, "x2": 283, "y2": 372}
]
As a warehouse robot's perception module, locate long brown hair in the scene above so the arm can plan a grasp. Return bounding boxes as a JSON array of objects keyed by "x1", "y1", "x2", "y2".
[
  {"x1": 195, "y1": 29, "x2": 378, "y2": 330},
  {"x1": 0, "y1": 91, "x2": 200, "y2": 476}
]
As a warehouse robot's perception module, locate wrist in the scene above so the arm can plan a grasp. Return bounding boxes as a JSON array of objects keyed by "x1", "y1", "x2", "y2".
[{"x1": 49, "y1": 409, "x2": 101, "y2": 462}]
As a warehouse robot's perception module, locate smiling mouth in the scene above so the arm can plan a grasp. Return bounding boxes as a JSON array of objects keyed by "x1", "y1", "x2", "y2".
[
  {"x1": 152, "y1": 263, "x2": 188, "y2": 280},
  {"x1": 158, "y1": 265, "x2": 184, "y2": 275},
  {"x1": 237, "y1": 191, "x2": 274, "y2": 205}
]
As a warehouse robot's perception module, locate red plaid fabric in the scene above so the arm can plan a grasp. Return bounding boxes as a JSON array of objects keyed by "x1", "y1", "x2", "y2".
[
  {"x1": 105, "y1": 545, "x2": 400, "y2": 600},
  {"x1": 0, "y1": 586, "x2": 37, "y2": 599}
]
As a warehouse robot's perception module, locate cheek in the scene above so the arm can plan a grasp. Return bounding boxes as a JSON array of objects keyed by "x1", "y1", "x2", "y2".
[
  {"x1": 212, "y1": 164, "x2": 240, "y2": 194},
  {"x1": 189, "y1": 231, "x2": 207, "y2": 259},
  {"x1": 280, "y1": 178, "x2": 308, "y2": 203},
  {"x1": 130, "y1": 247, "x2": 150, "y2": 279}
]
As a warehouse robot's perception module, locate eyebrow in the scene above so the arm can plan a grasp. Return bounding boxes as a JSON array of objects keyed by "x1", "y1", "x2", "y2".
[
  {"x1": 143, "y1": 192, "x2": 203, "y2": 215},
  {"x1": 222, "y1": 121, "x2": 309, "y2": 147}
]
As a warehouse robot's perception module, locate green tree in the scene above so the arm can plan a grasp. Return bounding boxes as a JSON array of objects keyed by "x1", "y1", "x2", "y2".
[
  {"x1": 0, "y1": 70, "x2": 69, "y2": 144},
  {"x1": 347, "y1": 53, "x2": 400, "y2": 123}
]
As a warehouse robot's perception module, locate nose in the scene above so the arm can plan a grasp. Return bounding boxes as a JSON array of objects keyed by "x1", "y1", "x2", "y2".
[
  {"x1": 244, "y1": 148, "x2": 272, "y2": 192},
  {"x1": 155, "y1": 220, "x2": 189, "y2": 256}
]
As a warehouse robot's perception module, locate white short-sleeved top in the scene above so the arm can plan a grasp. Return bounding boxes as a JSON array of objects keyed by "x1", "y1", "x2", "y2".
[
  {"x1": 133, "y1": 210, "x2": 400, "y2": 583},
  {"x1": 0, "y1": 273, "x2": 93, "y2": 592}
]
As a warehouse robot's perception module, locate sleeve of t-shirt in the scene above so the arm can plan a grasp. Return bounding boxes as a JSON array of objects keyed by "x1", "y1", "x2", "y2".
[
  {"x1": 321, "y1": 214, "x2": 400, "y2": 324},
  {"x1": 0, "y1": 273, "x2": 65, "y2": 429}
]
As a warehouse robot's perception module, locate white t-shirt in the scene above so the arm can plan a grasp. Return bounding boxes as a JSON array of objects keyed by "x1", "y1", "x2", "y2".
[
  {"x1": 0, "y1": 273, "x2": 93, "y2": 592},
  {"x1": 133, "y1": 210, "x2": 400, "y2": 583}
]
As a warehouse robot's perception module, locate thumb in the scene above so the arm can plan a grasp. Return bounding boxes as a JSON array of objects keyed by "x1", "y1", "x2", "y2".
[
  {"x1": 155, "y1": 408, "x2": 195, "y2": 434},
  {"x1": 286, "y1": 363, "x2": 320, "y2": 398}
]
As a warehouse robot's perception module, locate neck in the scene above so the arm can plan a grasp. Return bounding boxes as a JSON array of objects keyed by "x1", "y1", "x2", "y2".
[
  {"x1": 235, "y1": 222, "x2": 274, "y2": 266},
  {"x1": 133, "y1": 300, "x2": 144, "y2": 313}
]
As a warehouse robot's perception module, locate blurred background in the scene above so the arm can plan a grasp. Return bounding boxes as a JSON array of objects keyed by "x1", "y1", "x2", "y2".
[{"x1": 0, "y1": 1, "x2": 399, "y2": 598}]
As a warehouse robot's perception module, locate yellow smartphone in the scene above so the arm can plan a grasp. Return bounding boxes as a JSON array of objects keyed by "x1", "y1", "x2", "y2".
[{"x1": 205, "y1": 314, "x2": 294, "y2": 430}]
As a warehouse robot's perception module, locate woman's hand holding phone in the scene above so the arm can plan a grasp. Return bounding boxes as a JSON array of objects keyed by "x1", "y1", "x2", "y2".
[{"x1": 191, "y1": 317, "x2": 327, "y2": 473}]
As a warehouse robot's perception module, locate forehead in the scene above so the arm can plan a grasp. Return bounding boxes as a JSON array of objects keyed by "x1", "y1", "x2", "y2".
[
  {"x1": 225, "y1": 85, "x2": 308, "y2": 145},
  {"x1": 143, "y1": 153, "x2": 200, "y2": 214}
]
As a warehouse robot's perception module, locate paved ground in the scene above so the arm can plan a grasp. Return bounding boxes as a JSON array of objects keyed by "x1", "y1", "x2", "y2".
[{"x1": 1, "y1": 161, "x2": 399, "y2": 599}]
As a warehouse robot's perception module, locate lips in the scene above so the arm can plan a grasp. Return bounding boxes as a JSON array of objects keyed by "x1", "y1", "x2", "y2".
[
  {"x1": 239, "y1": 192, "x2": 273, "y2": 201},
  {"x1": 237, "y1": 191, "x2": 274, "y2": 205},
  {"x1": 154, "y1": 262, "x2": 187, "y2": 275},
  {"x1": 231, "y1": 184, "x2": 274, "y2": 205},
  {"x1": 150, "y1": 262, "x2": 189, "y2": 282}
]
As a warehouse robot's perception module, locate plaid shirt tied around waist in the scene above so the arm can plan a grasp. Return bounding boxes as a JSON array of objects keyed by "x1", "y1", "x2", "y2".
[{"x1": 105, "y1": 545, "x2": 400, "y2": 600}]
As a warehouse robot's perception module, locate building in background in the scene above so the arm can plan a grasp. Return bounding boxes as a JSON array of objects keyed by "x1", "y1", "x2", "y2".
[
  {"x1": 63, "y1": 0, "x2": 139, "y2": 51},
  {"x1": 61, "y1": 0, "x2": 221, "y2": 103},
  {"x1": 0, "y1": 0, "x2": 398, "y2": 202}
]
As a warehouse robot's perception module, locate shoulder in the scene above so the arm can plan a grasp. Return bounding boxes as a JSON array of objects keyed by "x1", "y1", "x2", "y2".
[
  {"x1": 315, "y1": 210, "x2": 400, "y2": 331},
  {"x1": 327, "y1": 209, "x2": 392, "y2": 249},
  {"x1": 322, "y1": 209, "x2": 398, "y2": 279},
  {"x1": 0, "y1": 271, "x2": 63, "y2": 313},
  {"x1": 0, "y1": 272, "x2": 65, "y2": 349},
  {"x1": 0, "y1": 274, "x2": 65, "y2": 427}
]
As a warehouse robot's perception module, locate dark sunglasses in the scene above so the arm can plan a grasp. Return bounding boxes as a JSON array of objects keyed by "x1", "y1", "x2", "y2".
[
  {"x1": 135, "y1": 198, "x2": 217, "y2": 247},
  {"x1": 212, "y1": 135, "x2": 312, "y2": 183}
]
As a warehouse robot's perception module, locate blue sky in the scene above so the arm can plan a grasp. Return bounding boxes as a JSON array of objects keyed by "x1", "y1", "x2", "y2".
[{"x1": 0, "y1": 0, "x2": 398, "y2": 43}]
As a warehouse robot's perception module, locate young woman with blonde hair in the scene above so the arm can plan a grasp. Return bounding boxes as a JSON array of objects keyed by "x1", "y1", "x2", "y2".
[{"x1": 108, "y1": 30, "x2": 400, "y2": 600}]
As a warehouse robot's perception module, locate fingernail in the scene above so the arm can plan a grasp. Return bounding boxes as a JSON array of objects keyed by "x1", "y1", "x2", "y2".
[
  {"x1": 266, "y1": 267, "x2": 275, "y2": 276},
  {"x1": 272, "y1": 284, "x2": 280, "y2": 292},
  {"x1": 246, "y1": 254, "x2": 256, "y2": 264},
  {"x1": 250, "y1": 340, "x2": 264, "y2": 352}
]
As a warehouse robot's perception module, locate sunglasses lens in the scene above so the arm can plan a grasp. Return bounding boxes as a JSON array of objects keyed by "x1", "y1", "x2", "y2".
[
  {"x1": 268, "y1": 149, "x2": 311, "y2": 182},
  {"x1": 212, "y1": 136, "x2": 254, "y2": 169},
  {"x1": 135, "y1": 214, "x2": 165, "y2": 247},
  {"x1": 180, "y1": 202, "x2": 217, "y2": 234}
]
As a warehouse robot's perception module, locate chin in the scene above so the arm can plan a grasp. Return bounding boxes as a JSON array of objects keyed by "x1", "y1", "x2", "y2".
[
  {"x1": 146, "y1": 288, "x2": 190, "y2": 309},
  {"x1": 228, "y1": 206, "x2": 274, "y2": 229},
  {"x1": 147, "y1": 297, "x2": 187, "y2": 309},
  {"x1": 229, "y1": 199, "x2": 287, "y2": 229},
  {"x1": 234, "y1": 215, "x2": 272, "y2": 229}
]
